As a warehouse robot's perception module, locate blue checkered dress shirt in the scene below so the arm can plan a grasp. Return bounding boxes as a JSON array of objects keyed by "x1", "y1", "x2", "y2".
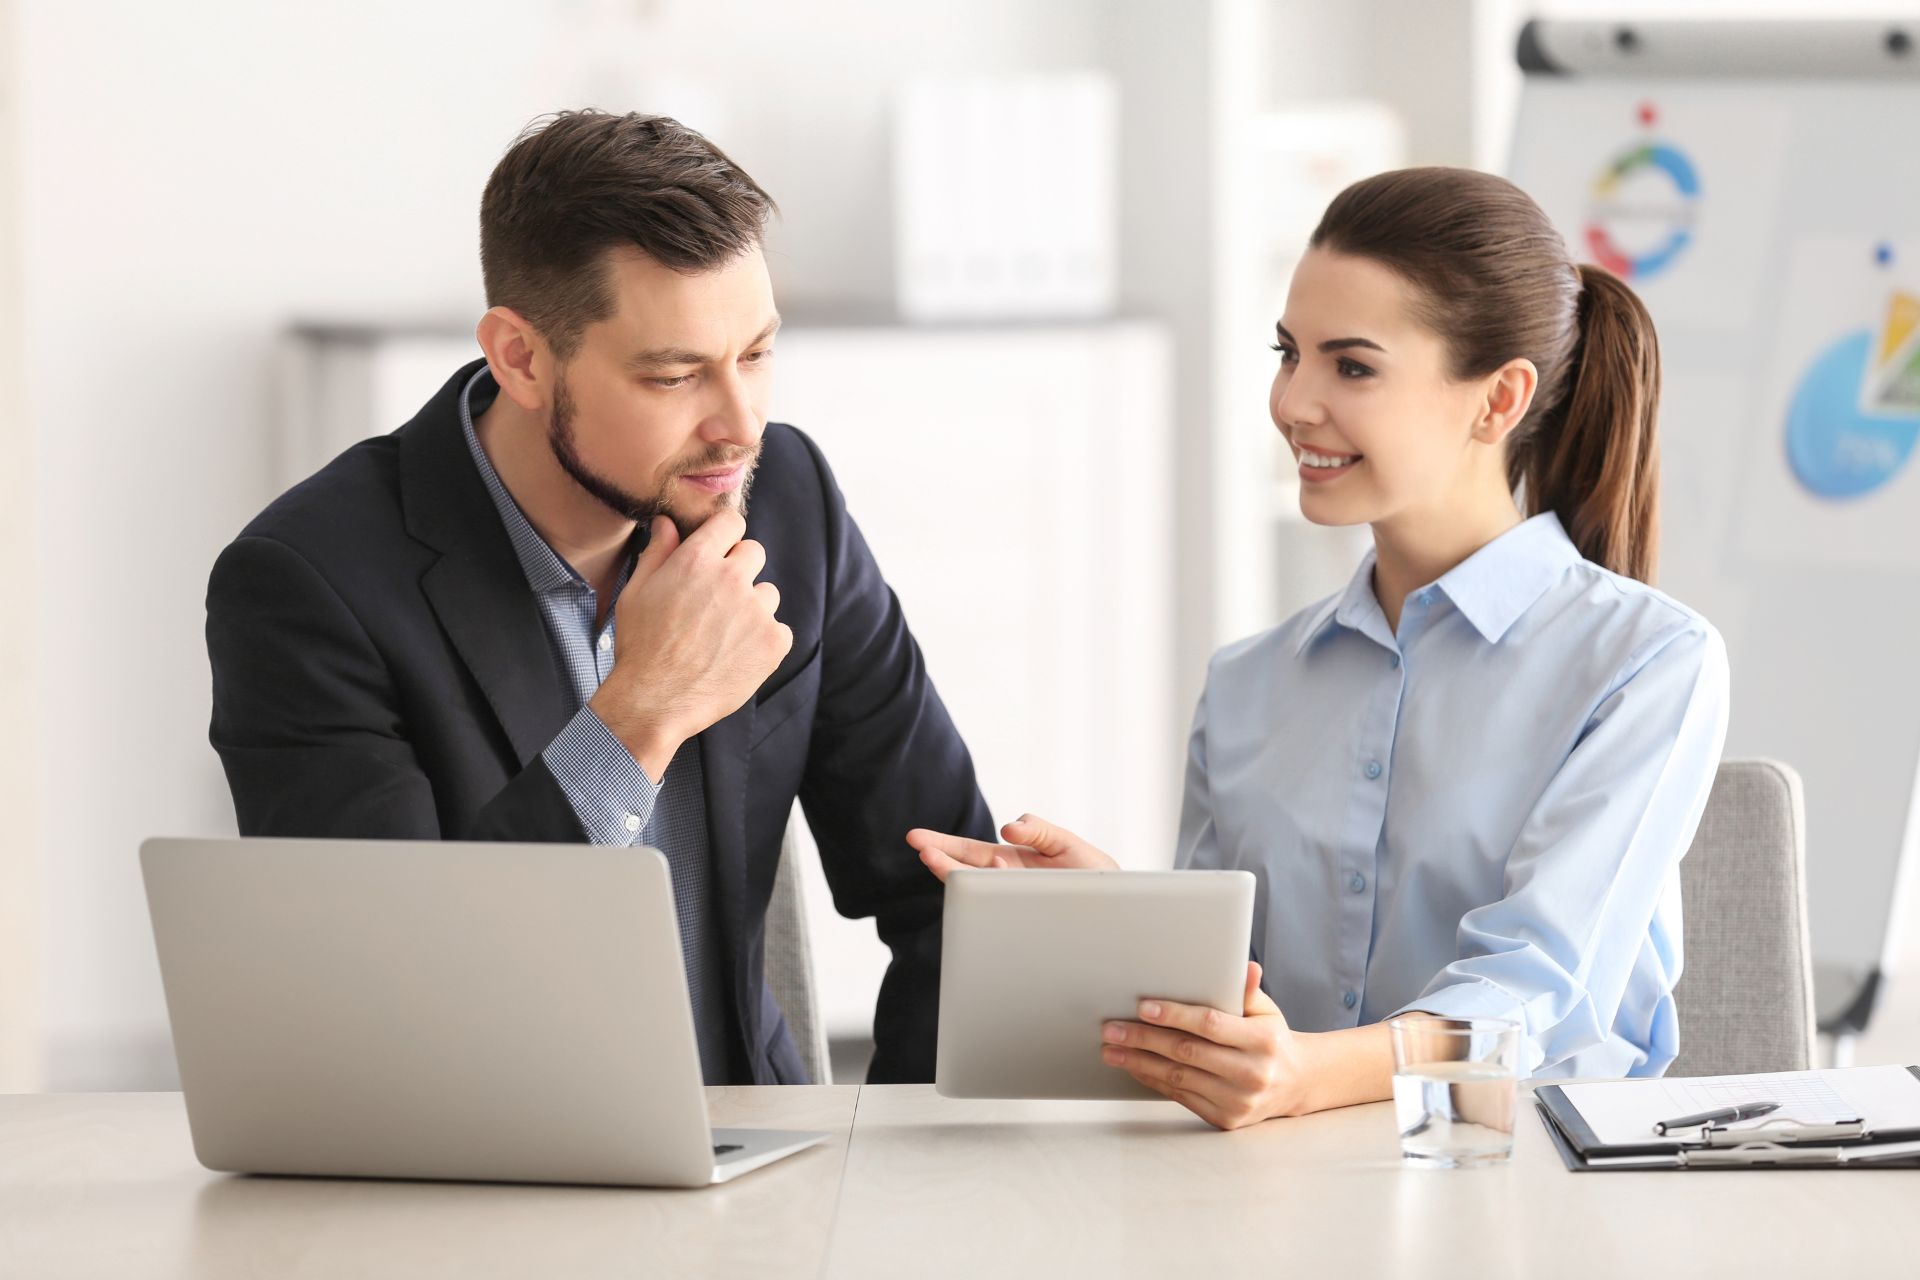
[{"x1": 458, "y1": 366, "x2": 730, "y2": 1083}]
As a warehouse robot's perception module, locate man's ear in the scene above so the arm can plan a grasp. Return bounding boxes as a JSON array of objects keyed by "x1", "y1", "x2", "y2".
[
  {"x1": 1473, "y1": 357, "x2": 1538, "y2": 448},
  {"x1": 475, "y1": 306, "x2": 551, "y2": 412}
]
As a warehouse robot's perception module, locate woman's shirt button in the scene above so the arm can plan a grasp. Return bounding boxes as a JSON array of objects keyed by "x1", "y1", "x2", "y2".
[{"x1": 1364, "y1": 759, "x2": 1383, "y2": 780}]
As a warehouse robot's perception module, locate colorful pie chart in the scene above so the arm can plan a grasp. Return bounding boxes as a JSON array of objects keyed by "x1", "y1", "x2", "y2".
[{"x1": 1784, "y1": 329, "x2": 1920, "y2": 500}]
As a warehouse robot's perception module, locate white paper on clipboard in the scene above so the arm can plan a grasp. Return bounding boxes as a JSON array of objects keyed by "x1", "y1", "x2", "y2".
[{"x1": 1557, "y1": 1064, "x2": 1920, "y2": 1148}]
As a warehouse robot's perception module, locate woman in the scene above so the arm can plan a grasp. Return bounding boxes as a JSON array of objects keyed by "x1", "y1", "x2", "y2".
[{"x1": 907, "y1": 167, "x2": 1729, "y2": 1130}]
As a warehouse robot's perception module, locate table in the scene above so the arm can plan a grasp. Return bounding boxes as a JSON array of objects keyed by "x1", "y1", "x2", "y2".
[
  {"x1": 0, "y1": 1086, "x2": 856, "y2": 1280},
  {"x1": 4, "y1": 1084, "x2": 1915, "y2": 1278}
]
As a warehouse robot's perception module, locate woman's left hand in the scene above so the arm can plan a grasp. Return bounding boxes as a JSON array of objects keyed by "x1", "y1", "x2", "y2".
[{"x1": 1101, "y1": 962, "x2": 1313, "y2": 1130}]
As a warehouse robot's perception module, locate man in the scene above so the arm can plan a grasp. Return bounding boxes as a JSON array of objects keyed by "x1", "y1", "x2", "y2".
[{"x1": 206, "y1": 110, "x2": 993, "y2": 1085}]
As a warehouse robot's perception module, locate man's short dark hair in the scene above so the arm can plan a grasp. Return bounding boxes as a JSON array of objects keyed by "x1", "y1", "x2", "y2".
[{"x1": 480, "y1": 110, "x2": 777, "y2": 358}]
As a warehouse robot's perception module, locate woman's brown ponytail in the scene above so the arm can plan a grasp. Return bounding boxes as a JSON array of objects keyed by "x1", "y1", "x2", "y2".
[
  {"x1": 1510, "y1": 264, "x2": 1662, "y2": 582},
  {"x1": 1310, "y1": 169, "x2": 1665, "y2": 583}
]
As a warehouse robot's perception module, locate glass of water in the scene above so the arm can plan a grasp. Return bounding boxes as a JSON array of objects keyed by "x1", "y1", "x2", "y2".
[{"x1": 1388, "y1": 1014, "x2": 1520, "y2": 1167}]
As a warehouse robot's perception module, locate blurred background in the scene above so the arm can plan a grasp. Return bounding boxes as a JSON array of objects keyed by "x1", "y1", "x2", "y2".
[{"x1": 1, "y1": 0, "x2": 1918, "y2": 1090}]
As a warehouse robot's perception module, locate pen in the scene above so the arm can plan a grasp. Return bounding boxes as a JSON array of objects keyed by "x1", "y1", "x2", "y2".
[{"x1": 1653, "y1": 1101, "x2": 1780, "y2": 1135}]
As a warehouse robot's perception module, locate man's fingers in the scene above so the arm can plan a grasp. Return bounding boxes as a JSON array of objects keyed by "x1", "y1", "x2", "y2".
[
  {"x1": 726, "y1": 537, "x2": 768, "y2": 581},
  {"x1": 754, "y1": 580, "x2": 781, "y2": 617},
  {"x1": 632, "y1": 516, "x2": 681, "y2": 580},
  {"x1": 682, "y1": 507, "x2": 748, "y2": 555},
  {"x1": 1136, "y1": 996, "x2": 1256, "y2": 1049}
]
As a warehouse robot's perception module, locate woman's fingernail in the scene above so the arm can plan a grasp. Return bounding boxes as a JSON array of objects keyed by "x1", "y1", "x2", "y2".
[
  {"x1": 1102, "y1": 1023, "x2": 1126, "y2": 1043},
  {"x1": 1101, "y1": 1047, "x2": 1125, "y2": 1066},
  {"x1": 1140, "y1": 1001, "x2": 1162, "y2": 1020}
]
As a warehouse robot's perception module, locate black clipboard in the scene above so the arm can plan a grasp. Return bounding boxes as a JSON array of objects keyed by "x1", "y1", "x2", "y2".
[{"x1": 1535, "y1": 1066, "x2": 1920, "y2": 1171}]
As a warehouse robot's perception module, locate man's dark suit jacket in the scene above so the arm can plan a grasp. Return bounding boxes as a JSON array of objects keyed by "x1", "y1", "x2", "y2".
[{"x1": 206, "y1": 358, "x2": 993, "y2": 1085}]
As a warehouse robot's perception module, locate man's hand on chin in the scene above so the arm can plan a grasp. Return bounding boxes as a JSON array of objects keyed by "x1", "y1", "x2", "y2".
[{"x1": 589, "y1": 511, "x2": 792, "y2": 780}]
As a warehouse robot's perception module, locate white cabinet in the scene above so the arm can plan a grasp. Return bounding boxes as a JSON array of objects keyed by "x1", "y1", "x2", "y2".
[{"x1": 770, "y1": 323, "x2": 1179, "y2": 1036}]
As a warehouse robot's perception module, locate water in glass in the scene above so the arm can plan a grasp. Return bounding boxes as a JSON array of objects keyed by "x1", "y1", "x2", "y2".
[{"x1": 1391, "y1": 1059, "x2": 1516, "y2": 1166}]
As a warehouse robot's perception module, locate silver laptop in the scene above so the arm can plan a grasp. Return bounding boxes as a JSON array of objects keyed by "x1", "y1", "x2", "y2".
[
  {"x1": 936, "y1": 867, "x2": 1256, "y2": 1099},
  {"x1": 140, "y1": 836, "x2": 828, "y2": 1187}
]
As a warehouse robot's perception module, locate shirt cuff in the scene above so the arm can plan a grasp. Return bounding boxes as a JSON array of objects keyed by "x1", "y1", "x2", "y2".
[
  {"x1": 1391, "y1": 982, "x2": 1542, "y2": 1075},
  {"x1": 541, "y1": 705, "x2": 660, "y2": 845}
]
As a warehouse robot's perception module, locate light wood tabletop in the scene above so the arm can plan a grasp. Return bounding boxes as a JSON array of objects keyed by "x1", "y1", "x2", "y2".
[
  {"x1": 0, "y1": 1086, "x2": 856, "y2": 1280},
  {"x1": 4, "y1": 1083, "x2": 1917, "y2": 1278},
  {"x1": 827, "y1": 1084, "x2": 1920, "y2": 1278}
]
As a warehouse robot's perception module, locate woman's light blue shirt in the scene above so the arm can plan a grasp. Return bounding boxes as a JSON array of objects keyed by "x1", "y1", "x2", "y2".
[{"x1": 1178, "y1": 513, "x2": 1730, "y2": 1078}]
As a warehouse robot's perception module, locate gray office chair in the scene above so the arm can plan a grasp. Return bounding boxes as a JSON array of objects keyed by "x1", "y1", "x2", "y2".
[
  {"x1": 764, "y1": 819, "x2": 832, "y2": 1084},
  {"x1": 1667, "y1": 758, "x2": 1817, "y2": 1077}
]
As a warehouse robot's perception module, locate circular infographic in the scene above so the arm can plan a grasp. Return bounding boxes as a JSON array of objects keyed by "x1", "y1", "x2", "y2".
[
  {"x1": 1584, "y1": 140, "x2": 1700, "y2": 282},
  {"x1": 1785, "y1": 328, "x2": 1920, "y2": 501}
]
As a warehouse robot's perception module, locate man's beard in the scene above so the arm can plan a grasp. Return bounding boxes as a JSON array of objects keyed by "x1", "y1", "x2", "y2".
[{"x1": 547, "y1": 375, "x2": 760, "y2": 539}]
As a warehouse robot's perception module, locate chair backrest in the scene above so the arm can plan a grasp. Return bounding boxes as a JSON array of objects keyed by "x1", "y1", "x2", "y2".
[
  {"x1": 1667, "y1": 758, "x2": 1817, "y2": 1077},
  {"x1": 764, "y1": 818, "x2": 831, "y2": 1084}
]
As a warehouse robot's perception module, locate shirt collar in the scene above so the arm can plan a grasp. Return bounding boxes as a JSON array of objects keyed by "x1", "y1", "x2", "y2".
[
  {"x1": 1433, "y1": 512, "x2": 1581, "y2": 643},
  {"x1": 1294, "y1": 512, "x2": 1580, "y2": 655},
  {"x1": 1296, "y1": 548, "x2": 1394, "y2": 657},
  {"x1": 457, "y1": 365, "x2": 588, "y2": 596}
]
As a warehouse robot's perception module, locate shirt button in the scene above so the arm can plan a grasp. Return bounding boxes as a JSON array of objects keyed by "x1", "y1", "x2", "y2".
[
  {"x1": 1349, "y1": 872, "x2": 1366, "y2": 893},
  {"x1": 1342, "y1": 990, "x2": 1358, "y2": 1010},
  {"x1": 599, "y1": 634, "x2": 613, "y2": 652},
  {"x1": 623, "y1": 813, "x2": 641, "y2": 834},
  {"x1": 1419, "y1": 589, "x2": 1435, "y2": 606},
  {"x1": 1364, "y1": 759, "x2": 1382, "y2": 780},
  {"x1": 1390, "y1": 653, "x2": 1401, "y2": 669}
]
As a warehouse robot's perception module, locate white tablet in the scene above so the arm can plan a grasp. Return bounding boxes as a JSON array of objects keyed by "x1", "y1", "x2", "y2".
[{"x1": 935, "y1": 868, "x2": 1257, "y2": 1100}]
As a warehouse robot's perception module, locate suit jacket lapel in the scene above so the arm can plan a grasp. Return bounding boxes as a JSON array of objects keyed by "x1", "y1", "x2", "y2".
[
  {"x1": 699, "y1": 698, "x2": 757, "y2": 1069},
  {"x1": 399, "y1": 359, "x2": 572, "y2": 768},
  {"x1": 421, "y1": 555, "x2": 571, "y2": 768}
]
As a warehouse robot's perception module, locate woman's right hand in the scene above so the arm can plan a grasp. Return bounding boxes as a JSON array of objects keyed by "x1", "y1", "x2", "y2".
[{"x1": 906, "y1": 814, "x2": 1119, "y2": 882}]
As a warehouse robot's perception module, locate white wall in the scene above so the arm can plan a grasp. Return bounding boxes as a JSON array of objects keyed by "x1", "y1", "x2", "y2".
[
  {"x1": 16, "y1": 0, "x2": 1114, "y2": 1087},
  {"x1": 0, "y1": 0, "x2": 44, "y2": 1092}
]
